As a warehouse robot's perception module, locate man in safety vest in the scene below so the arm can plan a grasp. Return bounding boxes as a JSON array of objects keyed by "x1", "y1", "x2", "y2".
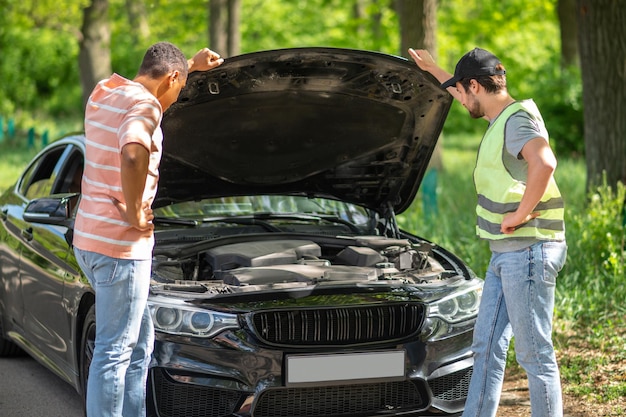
[{"x1": 408, "y1": 47, "x2": 567, "y2": 417}]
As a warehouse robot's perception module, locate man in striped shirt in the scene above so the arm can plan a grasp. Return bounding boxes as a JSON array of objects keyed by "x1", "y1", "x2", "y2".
[{"x1": 73, "y1": 42, "x2": 223, "y2": 417}]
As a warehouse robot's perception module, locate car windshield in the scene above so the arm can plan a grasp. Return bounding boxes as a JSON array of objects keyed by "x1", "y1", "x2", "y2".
[{"x1": 154, "y1": 195, "x2": 373, "y2": 227}]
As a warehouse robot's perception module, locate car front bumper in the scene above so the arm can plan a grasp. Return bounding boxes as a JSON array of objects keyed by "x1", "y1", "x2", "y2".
[{"x1": 147, "y1": 329, "x2": 474, "y2": 417}]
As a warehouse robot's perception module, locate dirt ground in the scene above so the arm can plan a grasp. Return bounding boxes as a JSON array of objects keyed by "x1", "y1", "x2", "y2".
[
  {"x1": 496, "y1": 321, "x2": 626, "y2": 417},
  {"x1": 500, "y1": 359, "x2": 625, "y2": 417}
]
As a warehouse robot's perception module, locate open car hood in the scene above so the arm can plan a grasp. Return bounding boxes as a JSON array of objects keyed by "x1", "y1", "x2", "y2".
[{"x1": 157, "y1": 48, "x2": 452, "y2": 214}]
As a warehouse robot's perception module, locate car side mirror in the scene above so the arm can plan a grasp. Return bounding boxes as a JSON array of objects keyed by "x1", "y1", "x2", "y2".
[{"x1": 23, "y1": 194, "x2": 78, "y2": 228}]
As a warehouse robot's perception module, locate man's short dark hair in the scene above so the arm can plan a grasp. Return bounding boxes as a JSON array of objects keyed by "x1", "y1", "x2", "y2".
[{"x1": 138, "y1": 42, "x2": 188, "y2": 80}]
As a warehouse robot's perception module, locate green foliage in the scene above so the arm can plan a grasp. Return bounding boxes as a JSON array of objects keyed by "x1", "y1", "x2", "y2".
[
  {"x1": 0, "y1": 3, "x2": 84, "y2": 119},
  {"x1": 1, "y1": 0, "x2": 584, "y2": 157},
  {"x1": 556, "y1": 175, "x2": 626, "y2": 324},
  {"x1": 103, "y1": 0, "x2": 402, "y2": 77},
  {"x1": 0, "y1": 138, "x2": 40, "y2": 190},
  {"x1": 239, "y1": 0, "x2": 399, "y2": 54},
  {"x1": 108, "y1": 0, "x2": 211, "y2": 78},
  {"x1": 533, "y1": 64, "x2": 584, "y2": 158}
]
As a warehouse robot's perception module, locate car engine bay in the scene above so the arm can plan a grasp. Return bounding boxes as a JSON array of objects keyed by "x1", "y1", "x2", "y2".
[{"x1": 151, "y1": 236, "x2": 463, "y2": 295}]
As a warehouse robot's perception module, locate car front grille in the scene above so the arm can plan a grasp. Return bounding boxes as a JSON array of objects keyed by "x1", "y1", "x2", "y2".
[
  {"x1": 150, "y1": 368, "x2": 244, "y2": 417},
  {"x1": 251, "y1": 303, "x2": 425, "y2": 346},
  {"x1": 253, "y1": 380, "x2": 429, "y2": 417},
  {"x1": 429, "y1": 366, "x2": 472, "y2": 402}
]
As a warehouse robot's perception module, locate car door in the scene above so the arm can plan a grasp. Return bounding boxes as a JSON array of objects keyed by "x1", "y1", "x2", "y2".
[
  {"x1": 0, "y1": 144, "x2": 67, "y2": 342},
  {"x1": 0, "y1": 188, "x2": 27, "y2": 335},
  {"x1": 13, "y1": 143, "x2": 82, "y2": 378}
]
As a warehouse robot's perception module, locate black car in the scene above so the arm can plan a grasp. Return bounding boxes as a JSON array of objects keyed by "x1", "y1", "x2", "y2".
[{"x1": 0, "y1": 48, "x2": 482, "y2": 417}]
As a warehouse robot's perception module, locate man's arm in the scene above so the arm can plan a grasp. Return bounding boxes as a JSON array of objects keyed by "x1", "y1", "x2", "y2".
[
  {"x1": 117, "y1": 143, "x2": 154, "y2": 231},
  {"x1": 408, "y1": 48, "x2": 462, "y2": 102},
  {"x1": 188, "y1": 48, "x2": 224, "y2": 72},
  {"x1": 500, "y1": 137, "x2": 557, "y2": 234}
]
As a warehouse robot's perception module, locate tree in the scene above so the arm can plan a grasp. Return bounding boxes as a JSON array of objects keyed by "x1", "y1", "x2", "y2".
[
  {"x1": 397, "y1": 0, "x2": 436, "y2": 60},
  {"x1": 209, "y1": 0, "x2": 240, "y2": 58},
  {"x1": 558, "y1": 0, "x2": 578, "y2": 68},
  {"x1": 577, "y1": 0, "x2": 626, "y2": 189},
  {"x1": 79, "y1": 0, "x2": 111, "y2": 108},
  {"x1": 125, "y1": 0, "x2": 150, "y2": 46}
]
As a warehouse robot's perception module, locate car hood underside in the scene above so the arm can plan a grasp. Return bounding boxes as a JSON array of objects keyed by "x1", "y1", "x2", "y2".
[{"x1": 157, "y1": 48, "x2": 452, "y2": 214}]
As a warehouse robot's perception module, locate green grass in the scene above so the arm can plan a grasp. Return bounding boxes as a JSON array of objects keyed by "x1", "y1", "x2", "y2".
[{"x1": 0, "y1": 139, "x2": 40, "y2": 190}]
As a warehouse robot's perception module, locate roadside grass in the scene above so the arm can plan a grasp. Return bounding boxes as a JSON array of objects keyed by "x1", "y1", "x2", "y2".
[
  {"x1": 1, "y1": 132, "x2": 625, "y2": 411},
  {"x1": 0, "y1": 140, "x2": 40, "y2": 191}
]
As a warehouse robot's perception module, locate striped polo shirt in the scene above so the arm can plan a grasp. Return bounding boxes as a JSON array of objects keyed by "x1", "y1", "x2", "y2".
[{"x1": 74, "y1": 73, "x2": 163, "y2": 260}]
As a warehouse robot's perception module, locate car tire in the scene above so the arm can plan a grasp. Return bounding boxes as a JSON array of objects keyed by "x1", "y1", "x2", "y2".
[
  {"x1": 79, "y1": 305, "x2": 96, "y2": 415},
  {"x1": 0, "y1": 315, "x2": 23, "y2": 357},
  {"x1": 78, "y1": 304, "x2": 156, "y2": 417}
]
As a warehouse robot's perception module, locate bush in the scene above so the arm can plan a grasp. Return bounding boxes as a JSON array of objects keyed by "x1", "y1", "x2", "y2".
[
  {"x1": 534, "y1": 65, "x2": 584, "y2": 158},
  {"x1": 556, "y1": 176, "x2": 625, "y2": 324}
]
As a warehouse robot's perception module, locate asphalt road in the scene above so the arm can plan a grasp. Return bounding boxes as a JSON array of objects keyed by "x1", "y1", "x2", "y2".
[{"x1": 0, "y1": 355, "x2": 84, "y2": 416}]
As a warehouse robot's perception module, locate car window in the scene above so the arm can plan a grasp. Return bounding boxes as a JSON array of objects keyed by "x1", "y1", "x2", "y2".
[
  {"x1": 55, "y1": 149, "x2": 84, "y2": 195},
  {"x1": 20, "y1": 147, "x2": 67, "y2": 199},
  {"x1": 54, "y1": 148, "x2": 84, "y2": 215},
  {"x1": 19, "y1": 144, "x2": 83, "y2": 202},
  {"x1": 154, "y1": 195, "x2": 371, "y2": 226}
]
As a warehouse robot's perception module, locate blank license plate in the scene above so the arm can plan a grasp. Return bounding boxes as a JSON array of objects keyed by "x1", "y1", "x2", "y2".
[{"x1": 286, "y1": 350, "x2": 405, "y2": 385}]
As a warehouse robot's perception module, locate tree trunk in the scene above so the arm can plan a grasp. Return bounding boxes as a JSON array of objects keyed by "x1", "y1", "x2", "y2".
[
  {"x1": 227, "y1": 0, "x2": 241, "y2": 56},
  {"x1": 209, "y1": 0, "x2": 227, "y2": 56},
  {"x1": 397, "y1": 0, "x2": 436, "y2": 60},
  {"x1": 79, "y1": 0, "x2": 111, "y2": 109},
  {"x1": 209, "y1": 0, "x2": 241, "y2": 57},
  {"x1": 353, "y1": 0, "x2": 366, "y2": 38},
  {"x1": 577, "y1": 0, "x2": 626, "y2": 189},
  {"x1": 371, "y1": 0, "x2": 383, "y2": 47},
  {"x1": 558, "y1": 0, "x2": 579, "y2": 68},
  {"x1": 125, "y1": 0, "x2": 151, "y2": 46}
]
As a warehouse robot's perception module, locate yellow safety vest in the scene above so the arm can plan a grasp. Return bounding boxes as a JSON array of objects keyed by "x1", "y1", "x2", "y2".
[{"x1": 473, "y1": 100, "x2": 565, "y2": 241}]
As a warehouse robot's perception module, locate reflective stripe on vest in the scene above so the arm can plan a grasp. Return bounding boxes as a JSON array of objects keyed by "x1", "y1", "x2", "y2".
[{"x1": 473, "y1": 100, "x2": 565, "y2": 241}]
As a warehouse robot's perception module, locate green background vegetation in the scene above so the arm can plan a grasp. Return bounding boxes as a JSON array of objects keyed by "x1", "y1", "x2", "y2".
[{"x1": 0, "y1": 0, "x2": 583, "y2": 157}]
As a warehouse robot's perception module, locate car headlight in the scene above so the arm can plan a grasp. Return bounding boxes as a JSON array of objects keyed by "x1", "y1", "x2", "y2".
[
  {"x1": 148, "y1": 297, "x2": 240, "y2": 338},
  {"x1": 428, "y1": 283, "x2": 482, "y2": 323},
  {"x1": 422, "y1": 282, "x2": 482, "y2": 341}
]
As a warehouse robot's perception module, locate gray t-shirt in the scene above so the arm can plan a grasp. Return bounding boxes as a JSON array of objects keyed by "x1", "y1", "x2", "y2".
[{"x1": 488, "y1": 105, "x2": 548, "y2": 253}]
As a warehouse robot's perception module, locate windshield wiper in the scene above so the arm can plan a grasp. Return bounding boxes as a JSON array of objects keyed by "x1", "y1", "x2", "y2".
[
  {"x1": 153, "y1": 217, "x2": 199, "y2": 227},
  {"x1": 200, "y1": 216, "x2": 283, "y2": 232},
  {"x1": 251, "y1": 212, "x2": 362, "y2": 234}
]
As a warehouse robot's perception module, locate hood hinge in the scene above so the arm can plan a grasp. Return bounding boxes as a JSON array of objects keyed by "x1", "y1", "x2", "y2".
[{"x1": 377, "y1": 201, "x2": 401, "y2": 239}]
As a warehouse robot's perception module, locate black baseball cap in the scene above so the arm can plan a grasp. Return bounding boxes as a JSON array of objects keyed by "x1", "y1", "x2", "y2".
[{"x1": 441, "y1": 48, "x2": 506, "y2": 89}]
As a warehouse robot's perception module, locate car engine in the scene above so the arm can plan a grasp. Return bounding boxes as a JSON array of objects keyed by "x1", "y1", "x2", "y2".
[{"x1": 151, "y1": 237, "x2": 458, "y2": 294}]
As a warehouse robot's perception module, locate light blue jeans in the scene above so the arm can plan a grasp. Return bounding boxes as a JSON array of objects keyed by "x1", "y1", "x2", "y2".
[
  {"x1": 462, "y1": 241, "x2": 567, "y2": 417},
  {"x1": 74, "y1": 248, "x2": 154, "y2": 417}
]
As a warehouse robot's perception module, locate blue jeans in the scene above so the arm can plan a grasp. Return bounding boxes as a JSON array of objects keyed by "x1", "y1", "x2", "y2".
[
  {"x1": 462, "y1": 241, "x2": 567, "y2": 417},
  {"x1": 74, "y1": 248, "x2": 154, "y2": 417}
]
